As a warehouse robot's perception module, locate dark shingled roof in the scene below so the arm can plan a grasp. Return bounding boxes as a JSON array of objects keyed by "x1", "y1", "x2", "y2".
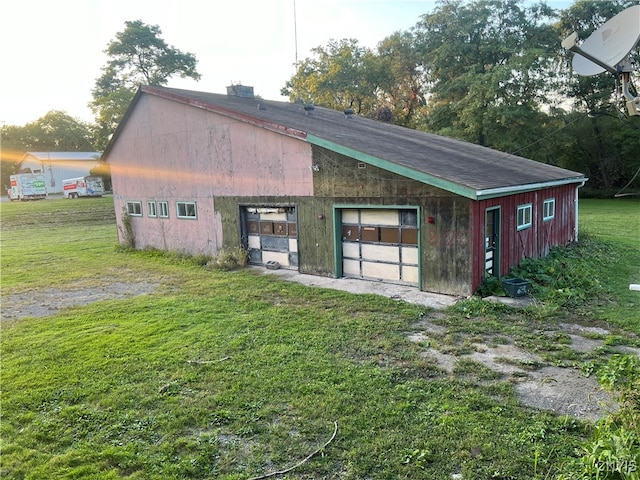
[{"x1": 106, "y1": 85, "x2": 585, "y2": 200}]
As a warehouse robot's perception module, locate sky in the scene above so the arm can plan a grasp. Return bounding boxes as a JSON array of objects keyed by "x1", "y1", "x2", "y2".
[{"x1": 1, "y1": 0, "x2": 572, "y2": 127}]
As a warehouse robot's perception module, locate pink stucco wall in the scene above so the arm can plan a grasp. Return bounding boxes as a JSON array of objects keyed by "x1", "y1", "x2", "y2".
[{"x1": 109, "y1": 94, "x2": 314, "y2": 254}]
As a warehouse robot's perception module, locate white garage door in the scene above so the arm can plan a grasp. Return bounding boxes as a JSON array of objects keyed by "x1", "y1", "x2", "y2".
[
  {"x1": 245, "y1": 207, "x2": 298, "y2": 269},
  {"x1": 341, "y1": 208, "x2": 419, "y2": 286}
]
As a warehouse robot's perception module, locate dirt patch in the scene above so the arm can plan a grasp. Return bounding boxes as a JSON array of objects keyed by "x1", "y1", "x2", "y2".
[
  {"x1": 411, "y1": 319, "x2": 640, "y2": 421},
  {"x1": 1, "y1": 281, "x2": 159, "y2": 322}
]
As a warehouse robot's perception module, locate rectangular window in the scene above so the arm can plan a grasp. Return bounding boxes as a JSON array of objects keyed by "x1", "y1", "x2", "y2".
[
  {"x1": 158, "y1": 201, "x2": 169, "y2": 218},
  {"x1": 147, "y1": 201, "x2": 157, "y2": 218},
  {"x1": 517, "y1": 204, "x2": 532, "y2": 230},
  {"x1": 176, "y1": 201, "x2": 197, "y2": 219},
  {"x1": 543, "y1": 198, "x2": 555, "y2": 221},
  {"x1": 126, "y1": 201, "x2": 142, "y2": 216}
]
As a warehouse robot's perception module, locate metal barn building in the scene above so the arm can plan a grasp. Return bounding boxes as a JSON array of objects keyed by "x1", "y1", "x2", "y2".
[
  {"x1": 21, "y1": 152, "x2": 102, "y2": 194},
  {"x1": 103, "y1": 86, "x2": 586, "y2": 296}
]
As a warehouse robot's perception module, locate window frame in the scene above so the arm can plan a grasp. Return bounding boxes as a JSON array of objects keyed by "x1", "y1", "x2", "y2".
[
  {"x1": 176, "y1": 201, "x2": 197, "y2": 219},
  {"x1": 158, "y1": 201, "x2": 169, "y2": 218},
  {"x1": 543, "y1": 198, "x2": 555, "y2": 222},
  {"x1": 125, "y1": 201, "x2": 142, "y2": 217},
  {"x1": 516, "y1": 203, "x2": 532, "y2": 231},
  {"x1": 147, "y1": 201, "x2": 157, "y2": 218}
]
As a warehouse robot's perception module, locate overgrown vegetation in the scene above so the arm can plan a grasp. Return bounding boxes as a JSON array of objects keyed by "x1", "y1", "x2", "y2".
[
  {"x1": 118, "y1": 209, "x2": 135, "y2": 248},
  {"x1": 559, "y1": 354, "x2": 640, "y2": 480},
  {"x1": 509, "y1": 236, "x2": 610, "y2": 310},
  {"x1": 206, "y1": 246, "x2": 249, "y2": 271},
  {"x1": 1, "y1": 198, "x2": 638, "y2": 479}
]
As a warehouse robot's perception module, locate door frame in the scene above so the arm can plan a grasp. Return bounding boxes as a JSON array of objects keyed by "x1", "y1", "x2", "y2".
[
  {"x1": 484, "y1": 206, "x2": 501, "y2": 278},
  {"x1": 333, "y1": 204, "x2": 422, "y2": 289}
]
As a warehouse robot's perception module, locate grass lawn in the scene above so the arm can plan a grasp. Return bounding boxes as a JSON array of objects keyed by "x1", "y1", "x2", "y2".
[
  {"x1": 1, "y1": 197, "x2": 638, "y2": 479},
  {"x1": 578, "y1": 198, "x2": 639, "y2": 330}
]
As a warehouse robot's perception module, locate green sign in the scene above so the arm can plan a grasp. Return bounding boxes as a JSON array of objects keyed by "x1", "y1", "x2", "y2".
[{"x1": 32, "y1": 180, "x2": 46, "y2": 188}]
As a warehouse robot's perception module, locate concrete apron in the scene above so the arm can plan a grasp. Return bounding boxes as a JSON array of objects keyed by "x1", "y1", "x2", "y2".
[{"x1": 250, "y1": 266, "x2": 459, "y2": 310}]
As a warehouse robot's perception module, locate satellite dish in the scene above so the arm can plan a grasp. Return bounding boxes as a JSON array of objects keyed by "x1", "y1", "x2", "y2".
[
  {"x1": 564, "y1": 5, "x2": 640, "y2": 76},
  {"x1": 562, "y1": 5, "x2": 640, "y2": 116}
]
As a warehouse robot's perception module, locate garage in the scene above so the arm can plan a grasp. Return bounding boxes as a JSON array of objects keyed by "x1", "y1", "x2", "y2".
[
  {"x1": 244, "y1": 206, "x2": 298, "y2": 269},
  {"x1": 340, "y1": 208, "x2": 419, "y2": 286}
]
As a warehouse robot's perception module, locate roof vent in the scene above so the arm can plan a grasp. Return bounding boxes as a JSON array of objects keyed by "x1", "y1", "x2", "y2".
[
  {"x1": 344, "y1": 108, "x2": 355, "y2": 118},
  {"x1": 226, "y1": 84, "x2": 254, "y2": 98},
  {"x1": 257, "y1": 103, "x2": 267, "y2": 111},
  {"x1": 304, "y1": 103, "x2": 315, "y2": 116}
]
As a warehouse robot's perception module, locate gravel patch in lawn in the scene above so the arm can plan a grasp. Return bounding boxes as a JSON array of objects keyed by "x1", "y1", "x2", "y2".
[
  {"x1": 411, "y1": 319, "x2": 640, "y2": 421},
  {"x1": 1, "y1": 281, "x2": 159, "y2": 322}
]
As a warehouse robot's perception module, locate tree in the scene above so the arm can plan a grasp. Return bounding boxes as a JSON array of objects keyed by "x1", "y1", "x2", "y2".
[
  {"x1": 282, "y1": 39, "x2": 382, "y2": 115},
  {"x1": 19, "y1": 111, "x2": 95, "y2": 151},
  {"x1": 414, "y1": 0, "x2": 560, "y2": 146},
  {"x1": 375, "y1": 31, "x2": 427, "y2": 128},
  {"x1": 90, "y1": 20, "x2": 201, "y2": 149}
]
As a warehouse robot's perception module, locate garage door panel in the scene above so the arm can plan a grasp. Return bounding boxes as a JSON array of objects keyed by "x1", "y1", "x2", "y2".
[
  {"x1": 361, "y1": 244, "x2": 400, "y2": 263},
  {"x1": 362, "y1": 261, "x2": 400, "y2": 281},
  {"x1": 342, "y1": 242, "x2": 360, "y2": 259},
  {"x1": 401, "y1": 246, "x2": 419, "y2": 265},
  {"x1": 248, "y1": 235, "x2": 261, "y2": 249},
  {"x1": 343, "y1": 259, "x2": 361, "y2": 276},
  {"x1": 361, "y1": 209, "x2": 400, "y2": 226},
  {"x1": 261, "y1": 212, "x2": 287, "y2": 221},
  {"x1": 261, "y1": 235, "x2": 289, "y2": 252},
  {"x1": 262, "y1": 251, "x2": 290, "y2": 267},
  {"x1": 402, "y1": 265, "x2": 419, "y2": 283},
  {"x1": 342, "y1": 209, "x2": 359, "y2": 223}
]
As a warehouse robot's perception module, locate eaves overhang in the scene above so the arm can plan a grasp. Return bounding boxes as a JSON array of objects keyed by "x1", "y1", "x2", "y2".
[
  {"x1": 307, "y1": 134, "x2": 587, "y2": 201},
  {"x1": 475, "y1": 177, "x2": 588, "y2": 200}
]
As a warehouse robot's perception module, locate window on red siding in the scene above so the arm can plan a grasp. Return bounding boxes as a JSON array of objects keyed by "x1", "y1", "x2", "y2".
[
  {"x1": 517, "y1": 204, "x2": 532, "y2": 230},
  {"x1": 543, "y1": 198, "x2": 555, "y2": 221}
]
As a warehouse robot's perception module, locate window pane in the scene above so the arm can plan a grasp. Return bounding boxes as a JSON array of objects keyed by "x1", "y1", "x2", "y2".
[
  {"x1": 177, "y1": 202, "x2": 197, "y2": 218},
  {"x1": 543, "y1": 199, "x2": 555, "y2": 220},
  {"x1": 400, "y1": 209, "x2": 418, "y2": 227},
  {"x1": 126, "y1": 201, "x2": 142, "y2": 216},
  {"x1": 159, "y1": 202, "x2": 169, "y2": 217},
  {"x1": 517, "y1": 204, "x2": 531, "y2": 230}
]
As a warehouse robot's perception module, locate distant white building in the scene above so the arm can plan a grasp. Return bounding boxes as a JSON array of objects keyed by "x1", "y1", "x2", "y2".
[{"x1": 20, "y1": 152, "x2": 102, "y2": 194}]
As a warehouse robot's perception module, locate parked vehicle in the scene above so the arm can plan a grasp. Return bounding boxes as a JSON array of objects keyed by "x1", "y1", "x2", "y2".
[
  {"x1": 63, "y1": 176, "x2": 105, "y2": 199},
  {"x1": 7, "y1": 173, "x2": 47, "y2": 201}
]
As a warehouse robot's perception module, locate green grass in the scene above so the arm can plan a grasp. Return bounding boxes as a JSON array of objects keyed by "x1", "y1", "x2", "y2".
[
  {"x1": 578, "y1": 198, "x2": 639, "y2": 247},
  {"x1": 577, "y1": 199, "x2": 640, "y2": 330},
  {"x1": 1, "y1": 197, "x2": 638, "y2": 479}
]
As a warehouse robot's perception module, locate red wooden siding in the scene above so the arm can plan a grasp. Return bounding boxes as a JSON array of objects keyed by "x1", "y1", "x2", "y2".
[{"x1": 471, "y1": 184, "x2": 578, "y2": 292}]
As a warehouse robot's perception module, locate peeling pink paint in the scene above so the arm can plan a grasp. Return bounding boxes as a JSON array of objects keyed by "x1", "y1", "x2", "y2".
[{"x1": 109, "y1": 94, "x2": 314, "y2": 255}]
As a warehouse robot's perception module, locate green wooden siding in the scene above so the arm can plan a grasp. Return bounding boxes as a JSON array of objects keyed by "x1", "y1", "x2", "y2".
[{"x1": 214, "y1": 146, "x2": 474, "y2": 296}]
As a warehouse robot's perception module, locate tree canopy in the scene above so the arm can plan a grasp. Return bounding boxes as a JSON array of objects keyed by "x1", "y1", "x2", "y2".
[
  {"x1": 283, "y1": 0, "x2": 640, "y2": 193},
  {"x1": 90, "y1": 20, "x2": 201, "y2": 149}
]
